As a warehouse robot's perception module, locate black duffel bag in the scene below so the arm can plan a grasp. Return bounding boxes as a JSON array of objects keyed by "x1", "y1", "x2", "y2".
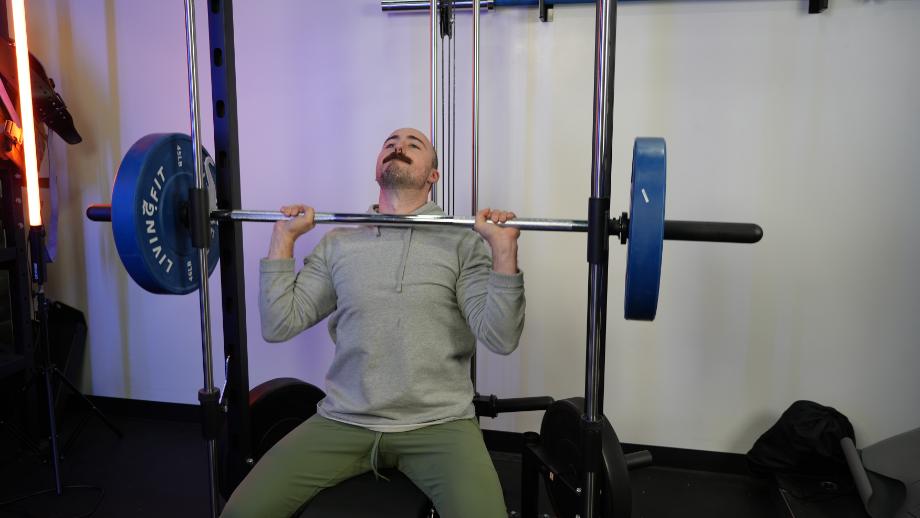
[{"x1": 746, "y1": 400, "x2": 856, "y2": 498}]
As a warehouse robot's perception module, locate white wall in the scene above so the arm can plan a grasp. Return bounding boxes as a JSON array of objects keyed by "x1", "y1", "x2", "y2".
[{"x1": 21, "y1": 0, "x2": 920, "y2": 453}]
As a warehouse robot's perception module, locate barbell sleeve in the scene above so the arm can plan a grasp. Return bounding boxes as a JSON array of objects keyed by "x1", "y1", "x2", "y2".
[
  {"x1": 87, "y1": 204, "x2": 112, "y2": 222},
  {"x1": 86, "y1": 205, "x2": 762, "y2": 243},
  {"x1": 663, "y1": 220, "x2": 763, "y2": 244}
]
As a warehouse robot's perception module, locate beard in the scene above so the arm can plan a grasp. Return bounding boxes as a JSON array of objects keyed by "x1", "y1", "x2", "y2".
[{"x1": 377, "y1": 161, "x2": 428, "y2": 190}]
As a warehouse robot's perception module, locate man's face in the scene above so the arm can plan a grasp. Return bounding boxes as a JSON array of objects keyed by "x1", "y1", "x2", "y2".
[{"x1": 375, "y1": 128, "x2": 437, "y2": 191}]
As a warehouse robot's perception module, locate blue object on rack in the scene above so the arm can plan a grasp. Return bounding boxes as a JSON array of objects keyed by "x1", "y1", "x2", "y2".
[
  {"x1": 624, "y1": 137, "x2": 666, "y2": 321},
  {"x1": 112, "y1": 133, "x2": 220, "y2": 295}
]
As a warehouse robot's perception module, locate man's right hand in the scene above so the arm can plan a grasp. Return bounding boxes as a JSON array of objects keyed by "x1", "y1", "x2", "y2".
[{"x1": 267, "y1": 204, "x2": 315, "y2": 259}]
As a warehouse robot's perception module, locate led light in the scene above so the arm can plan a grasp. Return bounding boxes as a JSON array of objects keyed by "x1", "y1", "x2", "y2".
[{"x1": 11, "y1": 0, "x2": 42, "y2": 227}]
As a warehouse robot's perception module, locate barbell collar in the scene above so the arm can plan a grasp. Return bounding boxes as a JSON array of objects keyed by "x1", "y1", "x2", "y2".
[
  {"x1": 587, "y1": 197, "x2": 610, "y2": 265},
  {"x1": 189, "y1": 188, "x2": 211, "y2": 249}
]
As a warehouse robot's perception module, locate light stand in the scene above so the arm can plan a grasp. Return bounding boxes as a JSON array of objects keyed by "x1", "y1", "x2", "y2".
[{"x1": 10, "y1": 0, "x2": 118, "y2": 505}]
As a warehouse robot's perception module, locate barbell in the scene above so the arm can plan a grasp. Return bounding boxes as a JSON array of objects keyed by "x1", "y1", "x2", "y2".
[{"x1": 86, "y1": 132, "x2": 762, "y2": 320}]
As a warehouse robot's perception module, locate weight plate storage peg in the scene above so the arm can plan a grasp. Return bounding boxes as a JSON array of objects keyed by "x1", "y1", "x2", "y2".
[{"x1": 111, "y1": 133, "x2": 220, "y2": 295}]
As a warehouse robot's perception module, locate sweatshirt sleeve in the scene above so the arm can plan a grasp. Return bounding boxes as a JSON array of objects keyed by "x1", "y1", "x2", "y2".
[
  {"x1": 456, "y1": 233, "x2": 526, "y2": 355},
  {"x1": 259, "y1": 234, "x2": 338, "y2": 342}
]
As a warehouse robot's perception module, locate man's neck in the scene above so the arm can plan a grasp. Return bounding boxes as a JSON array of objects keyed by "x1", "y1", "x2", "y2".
[{"x1": 377, "y1": 189, "x2": 430, "y2": 215}]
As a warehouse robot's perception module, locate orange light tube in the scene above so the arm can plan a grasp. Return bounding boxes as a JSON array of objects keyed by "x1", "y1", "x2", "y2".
[{"x1": 11, "y1": 0, "x2": 41, "y2": 227}]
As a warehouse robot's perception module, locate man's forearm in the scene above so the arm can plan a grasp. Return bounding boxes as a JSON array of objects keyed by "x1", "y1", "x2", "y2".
[
  {"x1": 268, "y1": 231, "x2": 296, "y2": 259},
  {"x1": 490, "y1": 242, "x2": 518, "y2": 275}
]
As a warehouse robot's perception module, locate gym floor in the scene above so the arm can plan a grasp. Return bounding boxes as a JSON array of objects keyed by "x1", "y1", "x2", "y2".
[{"x1": 0, "y1": 398, "x2": 869, "y2": 518}]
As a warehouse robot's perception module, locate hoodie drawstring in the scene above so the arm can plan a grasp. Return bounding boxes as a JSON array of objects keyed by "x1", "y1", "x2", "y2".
[{"x1": 369, "y1": 431, "x2": 390, "y2": 481}]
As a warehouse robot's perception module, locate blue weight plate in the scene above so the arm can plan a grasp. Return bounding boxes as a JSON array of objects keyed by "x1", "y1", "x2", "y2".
[
  {"x1": 111, "y1": 133, "x2": 220, "y2": 295},
  {"x1": 624, "y1": 137, "x2": 666, "y2": 321}
]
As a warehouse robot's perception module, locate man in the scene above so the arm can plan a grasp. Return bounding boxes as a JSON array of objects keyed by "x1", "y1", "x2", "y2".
[{"x1": 221, "y1": 128, "x2": 525, "y2": 518}]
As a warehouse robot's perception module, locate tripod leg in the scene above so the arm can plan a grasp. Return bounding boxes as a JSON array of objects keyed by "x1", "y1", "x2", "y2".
[
  {"x1": 53, "y1": 367, "x2": 123, "y2": 439},
  {"x1": 43, "y1": 367, "x2": 63, "y2": 495}
]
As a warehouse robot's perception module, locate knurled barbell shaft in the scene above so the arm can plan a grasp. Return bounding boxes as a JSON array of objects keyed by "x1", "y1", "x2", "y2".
[
  {"x1": 212, "y1": 209, "x2": 588, "y2": 232},
  {"x1": 86, "y1": 204, "x2": 762, "y2": 243}
]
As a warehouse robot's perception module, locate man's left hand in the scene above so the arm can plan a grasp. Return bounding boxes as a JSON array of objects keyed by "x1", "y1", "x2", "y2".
[{"x1": 474, "y1": 208, "x2": 520, "y2": 274}]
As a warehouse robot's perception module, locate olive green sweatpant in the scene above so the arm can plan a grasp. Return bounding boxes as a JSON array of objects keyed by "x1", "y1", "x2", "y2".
[{"x1": 221, "y1": 415, "x2": 507, "y2": 518}]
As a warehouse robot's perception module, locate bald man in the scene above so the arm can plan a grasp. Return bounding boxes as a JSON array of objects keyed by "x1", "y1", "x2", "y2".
[{"x1": 222, "y1": 128, "x2": 525, "y2": 518}]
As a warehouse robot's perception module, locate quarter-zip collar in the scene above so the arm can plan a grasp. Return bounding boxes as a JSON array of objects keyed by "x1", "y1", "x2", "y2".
[{"x1": 368, "y1": 201, "x2": 444, "y2": 292}]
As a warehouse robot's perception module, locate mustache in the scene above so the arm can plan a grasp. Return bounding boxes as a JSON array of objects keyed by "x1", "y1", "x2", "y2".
[{"x1": 383, "y1": 151, "x2": 413, "y2": 165}]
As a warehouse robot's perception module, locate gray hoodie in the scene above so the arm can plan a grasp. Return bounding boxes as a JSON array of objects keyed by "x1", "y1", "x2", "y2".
[{"x1": 259, "y1": 202, "x2": 525, "y2": 432}]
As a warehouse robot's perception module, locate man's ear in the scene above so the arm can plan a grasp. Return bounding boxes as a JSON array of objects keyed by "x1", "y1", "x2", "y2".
[{"x1": 427, "y1": 169, "x2": 440, "y2": 186}]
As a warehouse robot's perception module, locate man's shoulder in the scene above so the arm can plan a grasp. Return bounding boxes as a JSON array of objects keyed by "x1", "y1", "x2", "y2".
[
  {"x1": 322, "y1": 226, "x2": 370, "y2": 241},
  {"x1": 313, "y1": 226, "x2": 374, "y2": 252}
]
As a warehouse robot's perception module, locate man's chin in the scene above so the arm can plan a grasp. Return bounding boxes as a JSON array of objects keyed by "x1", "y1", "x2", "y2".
[
  {"x1": 378, "y1": 177, "x2": 428, "y2": 191},
  {"x1": 377, "y1": 173, "x2": 404, "y2": 190}
]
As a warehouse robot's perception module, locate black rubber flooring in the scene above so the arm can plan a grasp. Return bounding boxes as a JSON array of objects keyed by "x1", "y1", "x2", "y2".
[{"x1": 0, "y1": 405, "x2": 869, "y2": 518}]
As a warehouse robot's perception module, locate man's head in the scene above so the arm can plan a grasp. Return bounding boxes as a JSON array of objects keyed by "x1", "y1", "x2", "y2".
[{"x1": 375, "y1": 128, "x2": 439, "y2": 192}]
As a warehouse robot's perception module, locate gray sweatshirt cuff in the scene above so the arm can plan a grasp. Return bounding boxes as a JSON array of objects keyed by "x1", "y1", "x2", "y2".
[
  {"x1": 489, "y1": 270, "x2": 524, "y2": 289},
  {"x1": 260, "y1": 258, "x2": 295, "y2": 273}
]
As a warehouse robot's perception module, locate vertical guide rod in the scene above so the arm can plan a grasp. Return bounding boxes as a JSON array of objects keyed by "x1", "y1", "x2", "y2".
[
  {"x1": 183, "y1": 1, "x2": 219, "y2": 517},
  {"x1": 472, "y1": 0, "x2": 481, "y2": 217},
  {"x1": 584, "y1": 0, "x2": 617, "y2": 517},
  {"x1": 450, "y1": 11, "x2": 456, "y2": 215},
  {"x1": 442, "y1": 22, "x2": 446, "y2": 210},
  {"x1": 430, "y1": 0, "x2": 439, "y2": 203},
  {"x1": 470, "y1": 0, "x2": 482, "y2": 388}
]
